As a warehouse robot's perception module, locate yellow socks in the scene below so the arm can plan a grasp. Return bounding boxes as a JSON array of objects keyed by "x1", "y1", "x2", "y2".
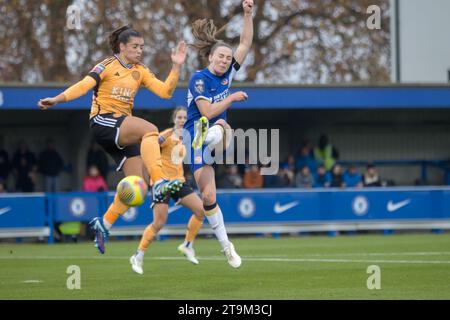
[
  {"x1": 103, "y1": 193, "x2": 129, "y2": 229},
  {"x1": 138, "y1": 224, "x2": 158, "y2": 252},
  {"x1": 140, "y1": 132, "x2": 164, "y2": 183},
  {"x1": 185, "y1": 215, "x2": 204, "y2": 243}
]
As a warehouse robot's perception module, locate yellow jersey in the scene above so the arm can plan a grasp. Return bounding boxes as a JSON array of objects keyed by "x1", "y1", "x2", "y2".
[
  {"x1": 62, "y1": 54, "x2": 179, "y2": 118},
  {"x1": 159, "y1": 128, "x2": 186, "y2": 182}
]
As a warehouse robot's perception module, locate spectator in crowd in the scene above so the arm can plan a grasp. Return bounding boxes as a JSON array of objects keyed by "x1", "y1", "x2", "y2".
[
  {"x1": 295, "y1": 165, "x2": 314, "y2": 188},
  {"x1": 280, "y1": 162, "x2": 295, "y2": 187},
  {"x1": 363, "y1": 163, "x2": 382, "y2": 187},
  {"x1": 313, "y1": 164, "x2": 331, "y2": 188},
  {"x1": 270, "y1": 165, "x2": 293, "y2": 188},
  {"x1": 0, "y1": 136, "x2": 10, "y2": 183},
  {"x1": 243, "y1": 164, "x2": 263, "y2": 188},
  {"x1": 330, "y1": 163, "x2": 345, "y2": 188},
  {"x1": 13, "y1": 141, "x2": 37, "y2": 192},
  {"x1": 313, "y1": 134, "x2": 339, "y2": 171},
  {"x1": 220, "y1": 165, "x2": 243, "y2": 189},
  {"x1": 295, "y1": 140, "x2": 317, "y2": 173},
  {"x1": 283, "y1": 154, "x2": 296, "y2": 173},
  {"x1": 0, "y1": 179, "x2": 7, "y2": 193},
  {"x1": 343, "y1": 165, "x2": 363, "y2": 188},
  {"x1": 262, "y1": 163, "x2": 285, "y2": 188},
  {"x1": 83, "y1": 165, "x2": 108, "y2": 192},
  {"x1": 86, "y1": 141, "x2": 109, "y2": 180},
  {"x1": 38, "y1": 139, "x2": 64, "y2": 192}
]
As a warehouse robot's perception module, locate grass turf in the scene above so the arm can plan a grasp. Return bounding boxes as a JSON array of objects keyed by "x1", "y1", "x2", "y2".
[{"x1": 1, "y1": 233, "x2": 449, "y2": 299}]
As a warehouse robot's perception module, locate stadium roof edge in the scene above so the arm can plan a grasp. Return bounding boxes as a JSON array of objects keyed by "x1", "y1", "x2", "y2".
[
  {"x1": 2, "y1": 83, "x2": 450, "y2": 109},
  {"x1": 1, "y1": 82, "x2": 450, "y2": 89}
]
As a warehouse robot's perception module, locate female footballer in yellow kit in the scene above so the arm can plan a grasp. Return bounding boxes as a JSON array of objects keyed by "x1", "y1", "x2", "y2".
[
  {"x1": 129, "y1": 107, "x2": 207, "y2": 274},
  {"x1": 37, "y1": 25, "x2": 187, "y2": 254}
]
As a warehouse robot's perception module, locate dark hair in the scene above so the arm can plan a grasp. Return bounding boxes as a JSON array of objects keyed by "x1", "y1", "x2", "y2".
[
  {"x1": 191, "y1": 19, "x2": 232, "y2": 61},
  {"x1": 109, "y1": 25, "x2": 142, "y2": 54},
  {"x1": 171, "y1": 106, "x2": 187, "y2": 124}
]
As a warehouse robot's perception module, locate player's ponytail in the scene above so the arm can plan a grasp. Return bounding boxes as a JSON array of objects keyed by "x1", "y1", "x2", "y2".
[
  {"x1": 109, "y1": 25, "x2": 142, "y2": 54},
  {"x1": 191, "y1": 19, "x2": 232, "y2": 60}
]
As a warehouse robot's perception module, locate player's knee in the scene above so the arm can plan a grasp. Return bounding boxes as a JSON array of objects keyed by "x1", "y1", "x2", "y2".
[
  {"x1": 214, "y1": 119, "x2": 229, "y2": 130},
  {"x1": 201, "y1": 190, "x2": 216, "y2": 206},
  {"x1": 194, "y1": 209, "x2": 205, "y2": 221},
  {"x1": 143, "y1": 122, "x2": 158, "y2": 134},
  {"x1": 152, "y1": 217, "x2": 167, "y2": 231}
]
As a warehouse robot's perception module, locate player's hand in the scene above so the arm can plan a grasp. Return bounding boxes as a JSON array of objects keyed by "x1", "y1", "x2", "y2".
[
  {"x1": 171, "y1": 40, "x2": 188, "y2": 67},
  {"x1": 38, "y1": 97, "x2": 58, "y2": 110},
  {"x1": 231, "y1": 91, "x2": 248, "y2": 102},
  {"x1": 243, "y1": 0, "x2": 254, "y2": 15}
]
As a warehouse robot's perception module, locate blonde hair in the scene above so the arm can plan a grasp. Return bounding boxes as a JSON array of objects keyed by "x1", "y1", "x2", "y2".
[{"x1": 191, "y1": 19, "x2": 232, "y2": 61}]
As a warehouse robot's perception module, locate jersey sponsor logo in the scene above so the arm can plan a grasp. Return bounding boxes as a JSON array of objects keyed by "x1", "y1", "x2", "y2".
[
  {"x1": 90, "y1": 64, "x2": 105, "y2": 75},
  {"x1": 110, "y1": 87, "x2": 136, "y2": 102},
  {"x1": 274, "y1": 201, "x2": 299, "y2": 214},
  {"x1": 387, "y1": 199, "x2": 411, "y2": 212},
  {"x1": 213, "y1": 89, "x2": 229, "y2": 102},
  {"x1": 195, "y1": 79, "x2": 205, "y2": 94}
]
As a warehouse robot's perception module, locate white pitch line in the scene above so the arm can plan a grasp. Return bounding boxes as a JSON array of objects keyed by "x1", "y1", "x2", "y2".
[
  {"x1": 1, "y1": 255, "x2": 450, "y2": 265},
  {"x1": 21, "y1": 280, "x2": 43, "y2": 283},
  {"x1": 277, "y1": 252, "x2": 450, "y2": 257}
]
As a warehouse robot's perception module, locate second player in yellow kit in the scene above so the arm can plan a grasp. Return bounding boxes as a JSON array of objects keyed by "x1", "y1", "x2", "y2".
[{"x1": 130, "y1": 107, "x2": 210, "y2": 274}]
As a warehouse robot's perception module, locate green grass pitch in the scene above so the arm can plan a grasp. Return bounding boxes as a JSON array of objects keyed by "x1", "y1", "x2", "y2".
[{"x1": 1, "y1": 233, "x2": 450, "y2": 299}]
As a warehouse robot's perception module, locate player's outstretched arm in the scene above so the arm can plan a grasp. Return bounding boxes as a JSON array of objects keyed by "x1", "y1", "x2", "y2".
[
  {"x1": 234, "y1": 0, "x2": 254, "y2": 65},
  {"x1": 142, "y1": 41, "x2": 187, "y2": 99},
  {"x1": 197, "y1": 91, "x2": 248, "y2": 119},
  {"x1": 38, "y1": 76, "x2": 97, "y2": 110}
]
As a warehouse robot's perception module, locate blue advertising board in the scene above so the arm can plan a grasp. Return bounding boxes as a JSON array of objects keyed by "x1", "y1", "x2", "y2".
[
  {"x1": 1, "y1": 188, "x2": 450, "y2": 240},
  {"x1": 0, "y1": 194, "x2": 47, "y2": 228},
  {"x1": 52, "y1": 192, "x2": 105, "y2": 222}
]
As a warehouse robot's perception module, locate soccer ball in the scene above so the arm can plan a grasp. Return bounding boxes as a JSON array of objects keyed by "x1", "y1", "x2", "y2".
[{"x1": 116, "y1": 175, "x2": 148, "y2": 207}]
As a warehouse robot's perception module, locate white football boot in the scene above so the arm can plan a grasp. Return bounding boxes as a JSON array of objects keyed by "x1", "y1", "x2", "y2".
[
  {"x1": 177, "y1": 244, "x2": 199, "y2": 265},
  {"x1": 222, "y1": 242, "x2": 242, "y2": 268},
  {"x1": 130, "y1": 254, "x2": 144, "y2": 275}
]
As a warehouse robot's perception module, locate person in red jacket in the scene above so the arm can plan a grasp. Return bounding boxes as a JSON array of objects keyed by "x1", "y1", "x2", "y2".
[{"x1": 83, "y1": 165, "x2": 108, "y2": 192}]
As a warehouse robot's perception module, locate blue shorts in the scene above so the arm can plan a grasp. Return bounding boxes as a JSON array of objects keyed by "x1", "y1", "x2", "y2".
[{"x1": 184, "y1": 127, "x2": 214, "y2": 173}]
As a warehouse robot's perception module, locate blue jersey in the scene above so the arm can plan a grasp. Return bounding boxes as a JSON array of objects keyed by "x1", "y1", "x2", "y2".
[{"x1": 185, "y1": 59, "x2": 241, "y2": 132}]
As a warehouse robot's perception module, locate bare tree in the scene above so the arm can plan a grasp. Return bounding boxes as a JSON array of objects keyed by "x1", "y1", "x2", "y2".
[{"x1": 0, "y1": 0, "x2": 390, "y2": 84}]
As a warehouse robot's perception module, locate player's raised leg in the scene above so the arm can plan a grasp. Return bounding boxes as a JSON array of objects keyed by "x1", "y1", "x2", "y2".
[
  {"x1": 89, "y1": 156, "x2": 145, "y2": 254},
  {"x1": 119, "y1": 116, "x2": 182, "y2": 200}
]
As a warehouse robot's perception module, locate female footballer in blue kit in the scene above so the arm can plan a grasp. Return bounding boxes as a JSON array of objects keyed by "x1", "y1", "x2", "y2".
[{"x1": 183, "y1": 0, "x2": 254, "y2": 268}]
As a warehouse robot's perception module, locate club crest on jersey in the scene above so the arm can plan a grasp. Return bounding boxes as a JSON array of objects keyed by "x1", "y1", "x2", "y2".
[
  {"x1": 195, "y1": 79, "x2": 205, "y2": 94},
  {"x1": 221, "y1": 78, "x2": 229, "y2": 85},
  {"x1": 90, "y1": 64, "x2": 105, "y2": 75},
  {"x1": 132, "y1": 71, "x2": 140, "y2": 81}
]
